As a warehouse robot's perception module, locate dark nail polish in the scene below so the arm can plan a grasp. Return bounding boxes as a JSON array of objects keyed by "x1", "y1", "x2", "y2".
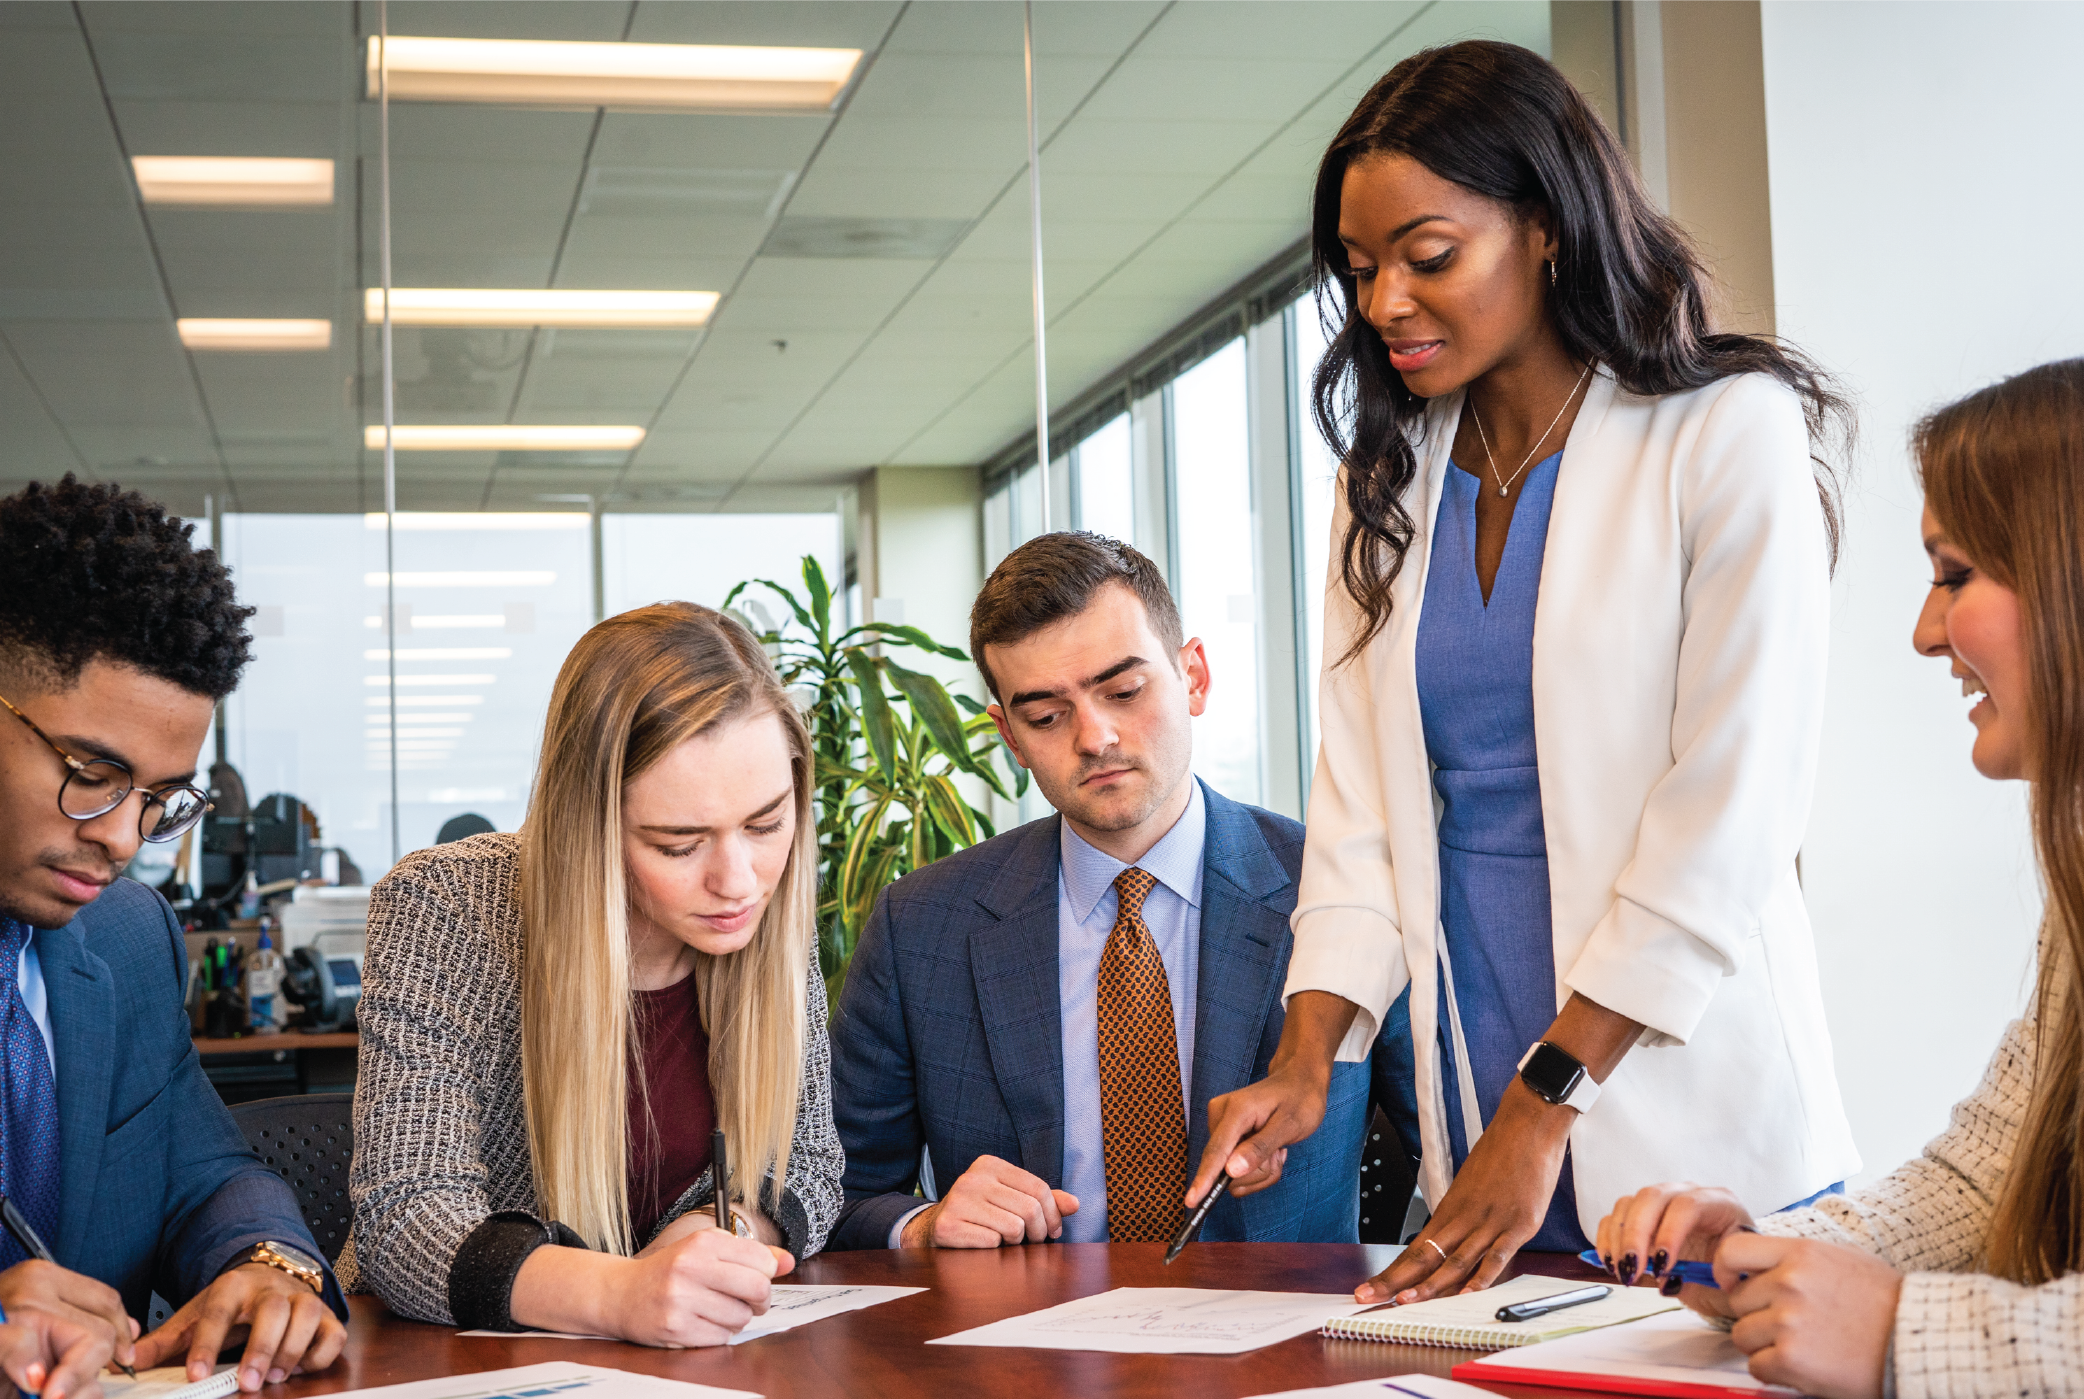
[
  {"x1": 1651, "y1": 1249, "x2": 1669, "y2": 1278},
  {"x1": 1660, "y1": 1272, "x2": 1683, "y2": 1297},
  {"x1": 1601, "y1": 1252, "x2": 1616, "y2": 1277},
  {"x1": 1619, "y1": 1253, "x2": 1638, "y2": 1286}
]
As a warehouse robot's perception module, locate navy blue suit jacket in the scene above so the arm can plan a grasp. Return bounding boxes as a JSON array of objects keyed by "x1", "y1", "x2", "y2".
[
  {"x1": 38, "y1": 878, "x2": 344, "y2": 1320},
  {"x1": 829, "y1": 782, "x2": 1369, "y2": 1251}
]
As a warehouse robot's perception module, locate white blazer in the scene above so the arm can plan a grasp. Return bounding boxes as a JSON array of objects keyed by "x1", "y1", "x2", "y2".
[{"x1": 1287, "y1": 368, "x2": 1859, "y2": 1236}]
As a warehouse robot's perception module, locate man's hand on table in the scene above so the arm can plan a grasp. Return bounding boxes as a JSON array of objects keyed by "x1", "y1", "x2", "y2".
[
  {"x1": 900, "y1": 1156, "x2": 1078, "y2": 1247},
  {"x1": 132, "y1": 1263, "x2": 345, "y2": 1392}
]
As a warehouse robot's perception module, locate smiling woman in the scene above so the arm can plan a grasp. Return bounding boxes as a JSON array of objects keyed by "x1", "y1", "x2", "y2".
[{"x1": 343, "y1": 602, "x2": 842, "y2": 1348}]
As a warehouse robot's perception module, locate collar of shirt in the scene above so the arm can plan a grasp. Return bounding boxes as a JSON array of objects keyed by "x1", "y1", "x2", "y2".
[{"x1": 1058, "y1": 778, "x2": 1206, "y2": 923}]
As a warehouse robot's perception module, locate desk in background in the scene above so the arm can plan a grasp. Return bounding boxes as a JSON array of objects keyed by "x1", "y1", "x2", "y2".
[
  {"x1": 299, "y1": 1244, "x2": 1616, "y2": 1399},
  {"x1": 194, "y1": 1031, "x2": 359, "y2": 1104}
]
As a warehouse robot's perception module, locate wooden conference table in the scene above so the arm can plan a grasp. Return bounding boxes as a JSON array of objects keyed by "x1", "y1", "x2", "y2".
[{"x1": 298, "y1": 1244, "x2": 1621, "y2": 1399}]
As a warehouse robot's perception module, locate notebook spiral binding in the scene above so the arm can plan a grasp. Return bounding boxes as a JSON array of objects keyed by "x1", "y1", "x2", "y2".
[{"x1": 1318, "y1": 1315, "x2": 1543, "y2": 1349}]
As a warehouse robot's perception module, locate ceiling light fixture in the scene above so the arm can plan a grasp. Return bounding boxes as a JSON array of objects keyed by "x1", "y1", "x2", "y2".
[
  {"x1": 363, "y1": 288, "x2": 717, "y2": 327},
  {"x1": 177, "y1": 319, "x2": 333, "y2": 351},
  {"x1": 366, "y1": 35, "x2": 862, "y2": 110},
  {"x1": 360, "y1": 511, "x2": 590, "y2": 530},
  {"x1": 362, "y1": 425, "x2": 644, "y2": 452},
  {"x1": 132, "y1": 157, "x2": 335, "y2": 206}
]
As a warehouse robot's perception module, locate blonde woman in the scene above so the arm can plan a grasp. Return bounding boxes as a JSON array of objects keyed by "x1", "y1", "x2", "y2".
[
  {"x1": 342, "y1": 603, "x2": 841, "y2": 1346},
  {"x1": 1599, "y1": 360, "x2": 2084, "y2": 1398}
]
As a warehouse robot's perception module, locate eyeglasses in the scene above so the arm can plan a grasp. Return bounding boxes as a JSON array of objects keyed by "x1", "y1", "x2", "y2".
[{"x1": 0, "y1": 692, "x2": 214, "y2": 844}]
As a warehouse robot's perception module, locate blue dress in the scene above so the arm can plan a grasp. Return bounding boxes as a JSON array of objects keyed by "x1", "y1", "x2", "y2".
[{"x1": 1413, "y1": 449, "x2": 1588, "y2": 1253}]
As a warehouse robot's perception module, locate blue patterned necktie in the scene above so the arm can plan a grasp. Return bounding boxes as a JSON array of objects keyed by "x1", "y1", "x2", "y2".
[{"x1": 0, "y1": 918, "x2": 62, "y2": 1266}]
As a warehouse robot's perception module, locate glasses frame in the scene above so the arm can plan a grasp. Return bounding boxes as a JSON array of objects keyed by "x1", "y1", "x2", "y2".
[{"x1": 0, "y1": 692, "x2": 215, "y2": 844}]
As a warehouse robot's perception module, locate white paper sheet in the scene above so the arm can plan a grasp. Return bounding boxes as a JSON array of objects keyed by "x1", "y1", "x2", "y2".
[
  {"x1": 1243, "y1": 1377, "x2": 1503, "y2": 1399},
  {"x1": 927, "y1": 1287, "x2": 1368, "y2": 1355},
  {"x1": 459, "y1": 1285, "x2": 924, "y2": 1347},
  {"x1": 277, "y1": 1360, "x2": 756, "y2": 1399}
]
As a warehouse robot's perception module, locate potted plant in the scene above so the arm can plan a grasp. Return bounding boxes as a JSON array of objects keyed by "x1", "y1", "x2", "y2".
[{"x1": 725, "y1": 555, "x2": 1028, "y2": 1006}]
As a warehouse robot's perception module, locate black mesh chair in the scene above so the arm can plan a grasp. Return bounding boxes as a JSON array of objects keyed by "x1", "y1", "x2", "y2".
[{"x1": 229, "y1": 1092, "x2": 354, "y2": 1263}]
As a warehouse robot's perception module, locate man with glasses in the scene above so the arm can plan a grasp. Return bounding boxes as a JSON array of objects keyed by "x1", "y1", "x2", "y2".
[{"x1": 0, "y1": 477, "x2": 345, "y2": 1399}]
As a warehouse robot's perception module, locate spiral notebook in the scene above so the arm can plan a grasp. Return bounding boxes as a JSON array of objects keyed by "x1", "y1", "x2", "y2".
[
  {"x1": 1319, "y1": 1275, "x2": 1679, "y2": 1350},
  {"x1": 101, "y1": 1365, "x2": 240, "y2": 1399}
]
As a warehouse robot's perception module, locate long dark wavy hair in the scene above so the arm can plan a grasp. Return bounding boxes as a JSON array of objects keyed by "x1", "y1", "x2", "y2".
[{"x1": 1314, "y1": 40, "x2": 1850, "y2": 659}]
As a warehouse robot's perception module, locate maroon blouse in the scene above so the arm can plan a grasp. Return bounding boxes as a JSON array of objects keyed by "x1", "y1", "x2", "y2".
[{"x1": 627, "y1": 971, "x2": 715, "y2": 1240}]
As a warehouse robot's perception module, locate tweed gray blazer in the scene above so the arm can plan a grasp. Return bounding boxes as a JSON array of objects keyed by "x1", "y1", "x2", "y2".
[
  {"x1": 340, "y1": 832, "x2": 842, "y2": 1324},
  {"x1": 1760, "y1": 1000, "x2": 2083, "y2": 1398}
]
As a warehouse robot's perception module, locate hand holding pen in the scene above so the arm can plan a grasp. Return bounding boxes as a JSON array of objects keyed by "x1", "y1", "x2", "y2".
[{"x1": 0, "y1": 1194, "x2": 141, "y2": 1381}]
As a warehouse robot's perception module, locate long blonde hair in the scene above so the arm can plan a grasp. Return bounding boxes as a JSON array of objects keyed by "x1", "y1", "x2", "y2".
[
  {"x1": 518, "y1": 602, "x2": 816, "y2": 1253},
  {"x1": 1916, "y1": 359, "x2": 2084, "y2": 1284}
]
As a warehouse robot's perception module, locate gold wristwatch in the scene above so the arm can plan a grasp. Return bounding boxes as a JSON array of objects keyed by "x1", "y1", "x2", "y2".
[{"x1": 245, "y1": 1241, "x2": 326, "y2": 1294}]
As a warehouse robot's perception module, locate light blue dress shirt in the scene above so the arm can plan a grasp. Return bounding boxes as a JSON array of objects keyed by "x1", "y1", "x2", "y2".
[
  {"x1": 15, "y1": 939, "x2": 55, "y2": 1067},
  {"x1": 1056, "y1": 781, "x2": 1205, "y2": 1243},
  {"x1": 887, "y1": 782, "x2": 1208, "y2": 1247}
]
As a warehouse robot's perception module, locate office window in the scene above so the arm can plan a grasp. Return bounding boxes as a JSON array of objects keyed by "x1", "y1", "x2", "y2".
[
  {"x1": 1170, "y1": 339, "x2": 1262, "y2": 807},
  {"x1": 220, "y1": 512, "x2": 593, "y2": 882},
  {"x1": 601, "y1": 512, "x2": 841, "y2": 625},
  {"x1": 1075, "y1": 413, "x2": 1134, "y2": 543},
  {"x1": 1292, "y1": 294, "x2": 1342, "y2": 768}
]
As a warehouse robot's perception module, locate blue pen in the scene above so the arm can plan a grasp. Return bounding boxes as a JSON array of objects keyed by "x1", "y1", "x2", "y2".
[{"x1": 1578, "y1": 1246, "x2": 1720, "y2": 1290}]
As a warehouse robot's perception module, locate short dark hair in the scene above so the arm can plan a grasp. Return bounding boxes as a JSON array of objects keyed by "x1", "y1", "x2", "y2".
[
  {"x1": 969, "y1": 531, "x2": 1182, "y2": 700},
  {"x1": 0, "y1": 475, "x2": 254, "y2": 699}
]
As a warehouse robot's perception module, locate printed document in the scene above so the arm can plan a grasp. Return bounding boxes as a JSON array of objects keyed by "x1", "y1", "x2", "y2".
[
  {"x1": 1244, "y1": 1377, "x2": 1502, "y2": 1399},
  {"x1": 459, "y1": 1284, "x2": 924, "y2": 1346},
  {"x1": 928, "y1": 1287, "x2": 1368, "y2": 1355},
  {"x1": 240, "y1": 1360, "x2": 757, "y2": 1399}
]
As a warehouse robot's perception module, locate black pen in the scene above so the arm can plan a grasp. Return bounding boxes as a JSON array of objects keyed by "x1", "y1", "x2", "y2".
[
  {"x1": 1, "y1": 1195, "x2": 136, "y2": 1378},
  {"x1": 712, "y1": 1129, "x2": 731, "y2": 1231},
  {"x1": 1163, "y1": 1172, "x2": 1230, "y2": 1265},
  {"x1": 1495, "y1": 1283, "x2": 1611, "y2": 1323}
]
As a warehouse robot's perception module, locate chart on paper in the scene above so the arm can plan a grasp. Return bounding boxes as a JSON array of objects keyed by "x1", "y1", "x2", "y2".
[
  {"x1": 929, "y1": 1287, "x2": 1366, "y2": 1354},
  {"x1": 459, "y1": 1285, "x2": 924, "y2": 1346}
]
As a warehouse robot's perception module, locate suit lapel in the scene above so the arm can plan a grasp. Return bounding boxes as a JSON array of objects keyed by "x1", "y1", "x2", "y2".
[
  {"x1": 1187, "y1": 786, "x2": 1291, "y2": 1180},
  {"x1": 36, "y1": 924, "x2": 113, "y2": 1263},
  {"x1": 970, "y1": 819, "x2": 1069, "y2": 1183}
]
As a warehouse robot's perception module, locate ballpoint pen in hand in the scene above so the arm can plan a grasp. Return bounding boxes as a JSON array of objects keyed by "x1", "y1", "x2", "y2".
[
  {"x1": 2, "y1": 1194, "x2": 137, "y2": 1378},
  {"x1": 712, "y1": 1130, "x2": 731, "y2": 1231},
  {"x1": 1163, "y1": 1173, "x2": 1230, "y2": 1265}
]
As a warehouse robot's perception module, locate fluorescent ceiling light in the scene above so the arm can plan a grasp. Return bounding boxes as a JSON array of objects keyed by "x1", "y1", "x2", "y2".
[
  {"x1": 177, "y1": 319, "x2": 332, "y2": 351},
  {"x1": 364, "y1": 674, "x2": 498, "y2": 687},
  {"x1": 364, "y1": 648, "x2": 514, "y2": 661},
  {"x1": 367, "y1": 36, "x2": 861, "y2": 110},
  {"x1": 364, "y1": 289, "x2": 717, "y2": 328},
  {"x1": 366, "y1": 713, "x2": 474, "y2": 725},
  {"x1": 361, "y1": 512, "x2": 589, "y2": 531},
  {"x1": 365, "y1": 695, "x2": 485, "y2": 706},
  {"x1": 363, "y1": 425, "x2": 644, "y2": 452},
  {"x1": 133, "y1": 157, "x2": 335, "y2": 206},
  {"x1": 364, "y1": 570, "x2": 558, "y2": 587}
]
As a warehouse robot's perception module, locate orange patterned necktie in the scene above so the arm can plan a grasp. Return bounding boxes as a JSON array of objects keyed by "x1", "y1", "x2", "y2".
[{"x1": 1096, "y1": 866, "x2": 1187, "y2": 1243}]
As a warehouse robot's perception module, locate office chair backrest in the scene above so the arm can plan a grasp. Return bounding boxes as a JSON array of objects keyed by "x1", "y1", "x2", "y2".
[{"x1": 229, "y1": 1092, "x2": 354, "y2": 1263}]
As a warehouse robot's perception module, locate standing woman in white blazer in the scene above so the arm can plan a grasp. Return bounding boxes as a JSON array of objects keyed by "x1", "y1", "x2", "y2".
[{"x1": 1189, "y1": 39, "x2": 1860, "y2": 1303}]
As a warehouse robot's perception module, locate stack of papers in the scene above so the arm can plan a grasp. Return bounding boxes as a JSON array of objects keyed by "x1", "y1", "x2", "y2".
[
  {"x1": 458, "y1": 1284, "x2": 923, "y2": 1346},
  {"x1": 1454, "y1": 1309, "x2": 1802, "y2": 1398}
]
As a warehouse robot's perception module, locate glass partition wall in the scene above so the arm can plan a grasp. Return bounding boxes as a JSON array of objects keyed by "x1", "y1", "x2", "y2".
[
  {"x1": 222, "y1": 508, "x2": 839, "y2": 883},
  {"x1": 983, "y1": 290, "x2": 1342, "y2": 823}
]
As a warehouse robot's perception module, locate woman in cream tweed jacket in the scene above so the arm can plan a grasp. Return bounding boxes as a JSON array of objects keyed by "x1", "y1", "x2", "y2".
[{"x1": 1598, "y1": 359, "x2": 2084, "y2": 1399}]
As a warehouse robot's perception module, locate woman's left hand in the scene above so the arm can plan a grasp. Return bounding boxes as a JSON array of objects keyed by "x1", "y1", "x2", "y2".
[
  {"x1": 1719, "y1": 1233, "x2": 1901, "y2": 1399},
  {"x1": 1355, "y1": 1078, "x2": 1573, "y2": 1303}
]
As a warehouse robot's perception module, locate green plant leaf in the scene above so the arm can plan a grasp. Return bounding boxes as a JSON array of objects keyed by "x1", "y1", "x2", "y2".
[
  {"x1": 923, "y1": 774, "x2": 978, "y2": 847},
  {"x1": 845, "y1": 651, "x2": 899, "y2": 782},
  {"x1": 836, "y1": 622, "x2": 969, "y2": 661},
  {"x1": 953, "y1": 693, "x2": 986, "y2": 716},
  {"x1": 802, "y1": 554, "x2": 832, "y2": 638},
  {"x1": 884, "y1": 659, "x2": 978, "y2": 774}
]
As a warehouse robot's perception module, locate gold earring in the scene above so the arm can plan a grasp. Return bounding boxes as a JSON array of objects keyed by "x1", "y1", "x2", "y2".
[{"x1": 1549, "y1": 259, "x2": 1558, "y2": 288}]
